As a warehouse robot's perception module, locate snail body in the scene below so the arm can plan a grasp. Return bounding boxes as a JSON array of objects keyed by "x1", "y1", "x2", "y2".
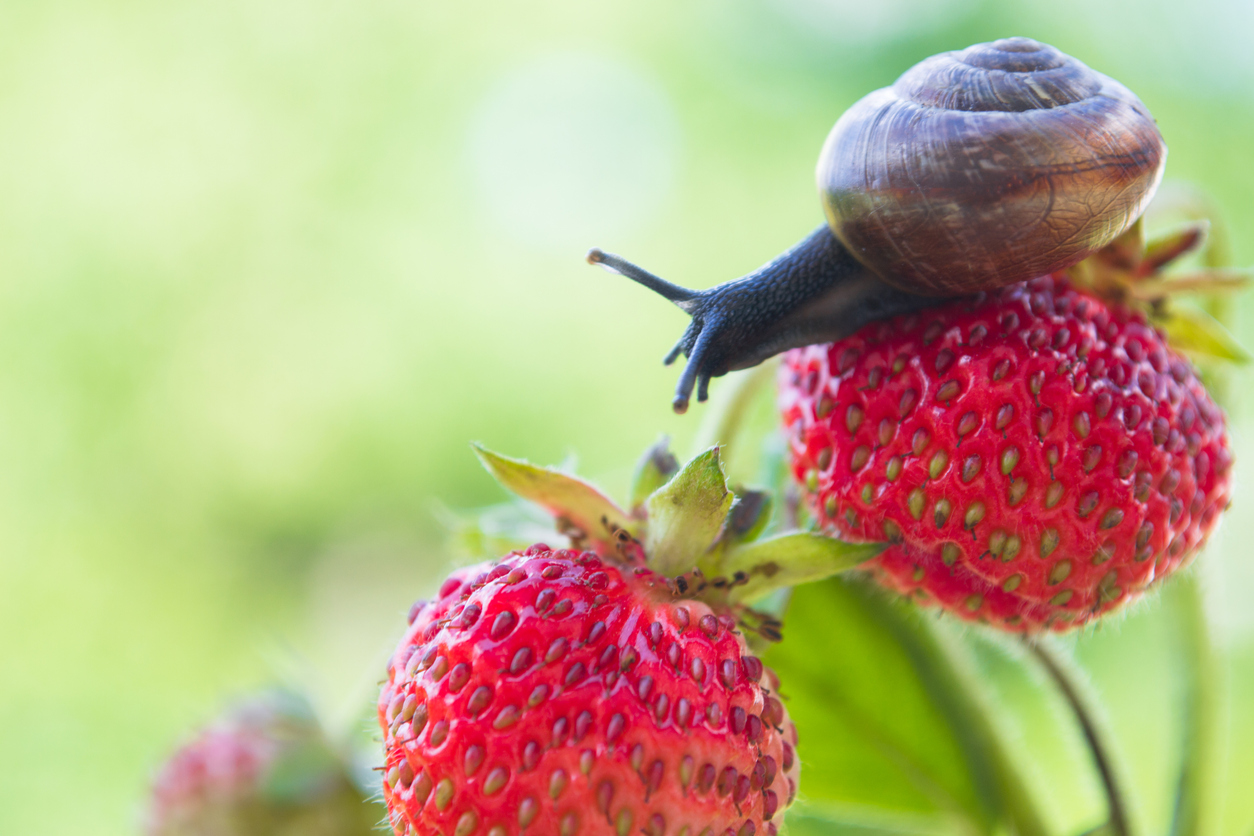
[{"x1": 588, "y1": 38, "x2": 1167, "y2": 412}]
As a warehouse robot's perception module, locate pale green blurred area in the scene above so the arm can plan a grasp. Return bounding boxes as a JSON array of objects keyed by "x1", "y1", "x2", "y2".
[{"x1": 2, "y1": 0, "x2": 1254, "y2": 834}]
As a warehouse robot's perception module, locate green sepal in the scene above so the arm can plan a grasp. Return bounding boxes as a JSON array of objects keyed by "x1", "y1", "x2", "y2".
[
  {"x1": 472, "y1": 442, "x2": 883, "y2": 606},
  {"x1": 629, "y1": 436, "x2": 679, "y2": 511},
  {"x1": 1068, "y1": 212, "x2": 1251, "y2": 371},
  {"x1": 721, "y1": 532, "x2": 883, "y2": 603},
  {"x1": 645, "y1": 447, "x2": 733, "y2": 576},
  {"x1": 724, "y1": 489, "x2": 772, "y2": 545},
  {"x1": 1155, "y1": 305, "x2": 1252, "y2": 364},
  {"x1": 472, "y1": 444, "x2": 635, "y2": 551},
  {"x1": 1141, "y1": 220, "x2": 1209, "y2": 274},
  {"x1": 1130, "y1": 268, "x2": 1252, "y2": 300}
]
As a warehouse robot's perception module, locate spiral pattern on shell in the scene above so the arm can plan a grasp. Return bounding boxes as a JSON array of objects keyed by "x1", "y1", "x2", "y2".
[{"x1": 818, "y1": 37, "x2": 1166, "y2": 296}]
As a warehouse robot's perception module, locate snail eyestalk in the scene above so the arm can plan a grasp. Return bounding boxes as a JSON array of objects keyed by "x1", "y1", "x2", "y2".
[
  {"x1": 586, "y1": 247, "x2": 710, "y2": 412},
  {"x1": 589, "y1": 226, "x2": 936, "y2": 413},
  {"x1": 586, "y1": 249, "x2": 698, "y2": 307}
]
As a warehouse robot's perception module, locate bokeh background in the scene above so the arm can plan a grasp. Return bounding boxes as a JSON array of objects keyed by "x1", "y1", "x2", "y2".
[{"x1": 3, "y1": 0, "x2": 1254, "y2": 833}]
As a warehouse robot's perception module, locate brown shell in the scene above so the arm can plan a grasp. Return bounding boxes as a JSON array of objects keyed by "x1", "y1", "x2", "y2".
[{"x1": 817, "y1": 37, "x2": 1166, "y2": 296}]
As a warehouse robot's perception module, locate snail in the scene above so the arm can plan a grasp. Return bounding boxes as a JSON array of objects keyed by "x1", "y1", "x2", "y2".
[{"x1": 587, "y1": 37, "x2": 1166, "y2": 413}]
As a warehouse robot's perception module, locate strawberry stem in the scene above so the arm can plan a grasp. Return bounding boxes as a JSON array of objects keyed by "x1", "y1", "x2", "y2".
[
  {"x1": 1170, "y1": 570, "x2": 1224, "y2": 836},
  {"x1": 1025, "y1": 638, "x2": 1139, "y2": 836}
]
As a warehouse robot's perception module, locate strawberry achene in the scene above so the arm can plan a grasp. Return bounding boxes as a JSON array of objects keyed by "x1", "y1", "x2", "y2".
[
  {"x1": 380, "y1": 545, "x2": 798, "y2": 836},
  {"x1": 780, "y1": 276, "x2": 1231, "y2": 631}
]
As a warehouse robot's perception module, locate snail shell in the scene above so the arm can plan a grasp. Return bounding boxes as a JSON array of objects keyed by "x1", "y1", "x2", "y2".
[{"x1": 818, "y1": 37, "x2": 1166, "y2": 296}]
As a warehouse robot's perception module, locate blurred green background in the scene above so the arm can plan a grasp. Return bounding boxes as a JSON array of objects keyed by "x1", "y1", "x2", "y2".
[{"x1": 2, "y1": 0, "x2": 1253, "y2": 833}]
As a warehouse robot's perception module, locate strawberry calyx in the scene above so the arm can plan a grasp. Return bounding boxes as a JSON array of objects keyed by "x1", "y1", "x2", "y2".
[
  {"x1": 470, "y1": 443, "x2": 880, "y2": 621},
  {"x1": 1066, "y1": 217, "x2": 1251, "y2": 363}
]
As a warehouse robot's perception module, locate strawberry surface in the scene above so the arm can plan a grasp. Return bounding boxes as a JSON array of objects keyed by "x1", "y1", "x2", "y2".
[
  {"x1": 779, "y1": 276, "x2": 1232, "y2": 631},
  {"x1": 380, "y1": 545, "x2": 798, "y2": 836}
]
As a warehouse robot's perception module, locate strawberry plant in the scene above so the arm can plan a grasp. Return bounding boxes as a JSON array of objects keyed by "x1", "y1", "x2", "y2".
[
  {"x1": 367, "y1": 206, "x2": 1247, "y2": 836},
  {"x1": 380, "y1": 446, "x2": 877, "y2": 836}
]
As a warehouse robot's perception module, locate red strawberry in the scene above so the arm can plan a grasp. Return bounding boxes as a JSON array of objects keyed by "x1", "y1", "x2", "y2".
[
  {"x1": 779, "y1": 275, "x2": 1232, "y2": 631},
  {"x1": 146, "y1": 692, "x2": 377, "y2": 836},
  {"x1": 380, "y1": 545, "x2": 798, "y2": 836},
  {"x1": 377, "y1": 445, "x2": 878, "y2": 836}
]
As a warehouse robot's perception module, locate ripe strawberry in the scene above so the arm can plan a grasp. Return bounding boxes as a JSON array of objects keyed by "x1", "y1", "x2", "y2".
[
  {"x1": 146, "y1": 691, "x2": 377, "y2": 836},
  {"x1": 376, "y1": 442, "x2": 882, "y2": 836},
  {"x1": 379, "y1": 545, "x2": 799, "y2": 836},
  {"x1": 779, "y1": 275, "x2": 1232, "y2": 631}
]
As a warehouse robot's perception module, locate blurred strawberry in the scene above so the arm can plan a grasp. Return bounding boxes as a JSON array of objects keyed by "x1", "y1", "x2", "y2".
[{"x1": 146, "y1": 691, "x2": 379, "y2": 836}]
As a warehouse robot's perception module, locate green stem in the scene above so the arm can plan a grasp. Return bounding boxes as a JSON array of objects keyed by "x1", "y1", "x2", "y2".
[
  {"x1": 1157, "y1": 189, "x2": 1230, "y2": 836},
  {"x1": 1171, "y1": 570, "x2": 1225, "y2": 836},
  {"x1": 1026, "y1": 638, "x2": 1137, "y2": 836}
]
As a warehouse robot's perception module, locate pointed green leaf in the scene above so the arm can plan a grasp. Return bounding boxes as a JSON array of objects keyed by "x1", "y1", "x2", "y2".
[
  {"x1": 1156, "y1": 305, "x2": 1252, "y2": 364},
  {"x1": 721, "y1": 532, "x2": 882, "y2": 603},
  {"x1": 644, "y1": 447, "x2": 733, "y2": 576},
  {"x1": 629, "y1": 437, "x2": 679, "y2": 510},
  {"x1": 472, "y1": 444, "x2": 634, "y2": 549}
]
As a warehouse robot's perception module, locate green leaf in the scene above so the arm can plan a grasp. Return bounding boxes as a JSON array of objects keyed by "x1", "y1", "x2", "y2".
[
  {"x1": 720, "y1": 532, "x2": 882, "y2": 603},
  {"x1": 644, "y1": 447, "x2": 733, "y2": 576},
  {"x1": 784, "y1": 806, "x2": 947, "y2": 836},
  {"x1": 472, "y1": 444, "x2": 634, "y2": 550},
  {"x1": 1156, "y1": 305, "x2": 1252, "y2": 364},
  {"x1": 1128, "y1": 268, "x2": 1251, "y2": 300},
  {"x1": 765, "y1": 578, "x2": 1048, "y2": 836},
  {"x1": 629, "y1": 436, "x2": 679, "y2": 510}
]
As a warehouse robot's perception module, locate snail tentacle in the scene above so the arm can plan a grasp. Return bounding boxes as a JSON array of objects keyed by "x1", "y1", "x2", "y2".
[
  {"x1": 662, "y1": 328, "x2": 690, "y2": 367},
  {"x1": 592, "y1": 226, "x2": 936, "y2": 413},
  {"x1": 586, "y1": 249, "x2": 698, "y2": 306}
]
